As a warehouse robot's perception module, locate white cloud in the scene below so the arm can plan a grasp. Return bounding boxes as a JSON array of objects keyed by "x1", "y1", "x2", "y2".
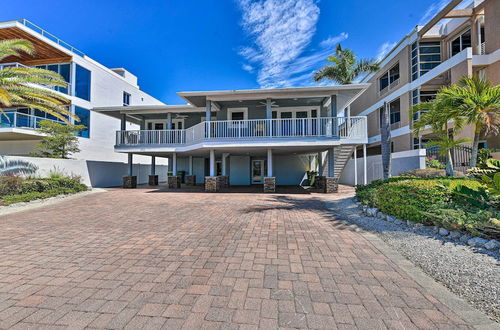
[
  {"x1": 237, "y1": 0, "x2": 347, "y2": 88},
  {"x1": 241, "y1": 64, "x2": 254, "y2": 72},
  {"x1": 376, "y1": 41, "x2": 397, "y2": 62},
  {"x1": 418, "y1": 0, "x2": 448, "y2": 26}
]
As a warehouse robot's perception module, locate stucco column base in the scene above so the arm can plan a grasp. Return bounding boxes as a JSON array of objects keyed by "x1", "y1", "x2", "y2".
[
  {"x1": 264, "y1": 177, "x2": 276, "y2": 193},
  {"x1": 186, "y1": 175, "x2": 196, "y2": 186},
  {"x1": 315, "y1": 176, "x2": 326, "y2": 190},
  {"x1": 324, "y1": 177, "x2": 339, "y2": 193},
  {"x1": 167, "y1": 176, "x2": 181, "y2": 189},
  {"x1": 148, "y1": 175, "x2": 159, "y2": 186},
  {"x1": 123, "y1": 176, "x2": 137, "y2": 189},
  {"x1": 205, "y1": 176, "x2": 219, "y2": 192}
]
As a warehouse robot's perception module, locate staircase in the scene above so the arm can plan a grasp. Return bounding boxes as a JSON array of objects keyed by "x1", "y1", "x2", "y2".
[{"x1": 319, "y1": 145, "x2": 355, "y2": 179}]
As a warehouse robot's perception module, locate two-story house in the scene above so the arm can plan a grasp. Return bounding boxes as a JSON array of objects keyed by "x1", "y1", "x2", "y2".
[{"x1": 350, "y1": 0, "x2": 499, "y2": 166}]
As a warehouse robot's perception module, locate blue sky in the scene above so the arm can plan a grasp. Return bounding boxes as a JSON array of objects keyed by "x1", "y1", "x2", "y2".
[{"x1": 2, "y1": 0, "x2": 448, "y2": 104}]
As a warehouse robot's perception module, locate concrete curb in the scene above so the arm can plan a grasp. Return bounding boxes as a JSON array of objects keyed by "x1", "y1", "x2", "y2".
[
  {"x1": 0, "y1": 188, "x2": 106, "y2": 217},
  {"x1": 323, "y1": 199, "x2": 499, "y2": 330}
]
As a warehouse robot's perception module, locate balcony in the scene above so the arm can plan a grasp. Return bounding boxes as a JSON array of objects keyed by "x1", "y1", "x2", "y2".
[
  {"x1": 0, "y1": 62, "x2": 72, "y2": 95},
  {"x1": 115, "y1": 117, "x2": 367, "y2": 150},
  {"x1": 0, "y1": 111, "x2": 64, "y2": 130}
]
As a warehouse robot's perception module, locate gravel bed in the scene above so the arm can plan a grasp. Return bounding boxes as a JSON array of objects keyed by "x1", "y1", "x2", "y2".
[{"x1": 326, "y1": 196, "x2": 500, "y2": 323}]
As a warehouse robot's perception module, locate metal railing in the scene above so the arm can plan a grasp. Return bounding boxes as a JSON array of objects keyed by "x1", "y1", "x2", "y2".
[
  {"x1": 0, "y1": 62, "x2": 72, "y2": 95},
  {"x1": 480, "y1": 42, "x2": 486, "y2": 55},
  {"x1": 17, "y1": 19, "x2": 85, "y2": 57},
  {"x1": 116, "y1": 117, "x2": 367, "y2": 147},
  {"x1": 378, "y1": 78, "x2": 400, "y2": 97},
  {"x1": 0, "y1": 112, "x2": 64, "y2": 130}
]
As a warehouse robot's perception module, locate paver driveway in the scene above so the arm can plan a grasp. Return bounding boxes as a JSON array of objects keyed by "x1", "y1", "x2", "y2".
[{"x1": 0, "y1": 188, "x2": 473, "y2": 329}]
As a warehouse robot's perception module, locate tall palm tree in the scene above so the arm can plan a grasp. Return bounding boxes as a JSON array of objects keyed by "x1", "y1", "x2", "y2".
[
  {"x1": 0, "y1": 39, "x2": 72, "y2": 123},
  {"x1": 313, "y1": 44, "x2": 380, "y2": 84},
  {"x1": 438, "y1": 75, "x2": 500, "y2": 167},
  {"x1": 412, "y1": 98, "x2": 468, "y2": 176}
]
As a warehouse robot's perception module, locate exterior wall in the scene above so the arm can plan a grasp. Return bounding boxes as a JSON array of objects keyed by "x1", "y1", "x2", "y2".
[
  {"x1": 484, "y1": 0, "x2": 500, "y2": 54},
  {"x1": 2, "y1": 155, "x2": 168, "y2": 187},
  {"x1": 229, "y1": 156, "x2": 250, "y2": 185},
  {"x1": 274, "y1": 155, "x2": 309, "y2": 185},
  {"x1": 339, "y1": 149, "x2": 426, "y2": 185}
]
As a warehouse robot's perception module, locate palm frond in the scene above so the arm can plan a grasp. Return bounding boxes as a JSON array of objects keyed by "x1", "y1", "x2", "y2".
[{"x1": 0, "y1": 39, "x2": 34, "y2": 61}]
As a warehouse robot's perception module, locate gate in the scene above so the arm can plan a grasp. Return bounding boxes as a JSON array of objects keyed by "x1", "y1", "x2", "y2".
[{"x1": 426, "y1": 145, "x2": 472, "y2": 173}]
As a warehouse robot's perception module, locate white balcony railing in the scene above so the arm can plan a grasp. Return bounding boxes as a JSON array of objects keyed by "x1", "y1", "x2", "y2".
[
  {"x1": 116, "y1": 116, "x2": 367, "y2": 147},
  {"x1": 0, "y1": 111, "x2": 64, "y2": 130},
  {"x1": 0, "y1": 62, "x2": 72, "y2": 95}
]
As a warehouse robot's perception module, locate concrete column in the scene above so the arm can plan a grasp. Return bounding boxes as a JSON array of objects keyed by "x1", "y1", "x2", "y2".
[
  {"x1": 363, "y1": 144, "x2": 367, "y2": 185},
  {"x1": 128, "y1": 153, "x2": 133, "y2": 176},
  {"x1": 328, "y1": 148, "x2": 335, "y2": 177},
  {"x1": 151, "y1": 156, "x2": 156, "y2": 175},
  {"x1": 222, "y1": 153, "x2": 229, "y2": 176},
  {"x1": 330, "y1": 95, "x2": 337, "y2": 117},
  {"x1": 267, "y1": 149, "x2": 273, "y2": 177},
  {"x1": 172, "y1": 153, "x2": 177, "y2": 176},
  {"x1": 209, "y1": 149, "x2": 215, "y2": 176},
  {"x1": 188, "y1": 156, "x2": 193, "y2": 175},
  {"x1": 317, "y1": 152, "x2": 323, "y2": 175},
  {"x1": 205, "y1": 100, "x2": 212, "y2": 122},
  {"x1": 167, "y1": 113, "x2": 172, "y2": 129},
  {"x1": 120, "y1": 114, "x2": 127, "y2": 131},
  {"x1": 266, "y1": 98, "x2": 272, "y2": 119},
  {"x1": 354, "y1": 146, "x2": 358, "y2": 186}
]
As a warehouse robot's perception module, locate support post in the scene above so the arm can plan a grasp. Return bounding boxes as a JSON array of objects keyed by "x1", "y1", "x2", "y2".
[
  {"x1": 266, "y1": 98, "x2": 272, "y2": 119},
  {"x1": 128, "y1": 153, "x2": 133, "y2": 177},
  {"x1": 167, "y1": 113, "x2": 172, "y2": 130},
  {"x1": 148, "y1": 156, "x2": 158, "y2": 186},
  {"x1": 172, "y1": 153, "x2": 177, "y2": 176},
  {"x1": 123, "y1": 153, "x2": 137, "y2": 188},
  {"x1": 151, "y1": 156, "x2": 156, "y2": 176},
  {"x1": 120, "y1": 114, "x2": 127, "y2": 131},
  {"x1": 363, "y1": 144, "x2": 367, "y2": 185},
  {"x1": 354, "y1": 147, "x2": 358, "y2": 186},
  {"x1": 317, "y1": 152, "x2": 323, "y2": 176},
  {"x1": 188, "y1": 156, "x2": 193, "y2": 175},
  {"x1": 205, "y1": 100, "x2": 212, "y2": 122},
  {"x1": 330, "y1": 95, "x2": 337, "y2": 137},
  {"x1": 209, "y1": 149, "x2": 215, "y2": 177},
  {"x1": 222, "y1": 153, "x2": 229, "y2": 176},
  {"x1": 267, "y1": 149, "x2": 273, "y2": 177},
  {"x1": 328, "y1": 148, "x2": 335, "y2": 178},
  {"x1": 264, "y1": 148, "x2": 275, "y2": 193},
  {"x1": 186, "y1": 156, "x2": 196, "y2": 186}
]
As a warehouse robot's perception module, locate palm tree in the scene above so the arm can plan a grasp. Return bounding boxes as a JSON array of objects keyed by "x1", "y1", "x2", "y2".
[
  {"x1": 313, "y1": 44, "x2": 380, "y2": 84},
  {"x1": 412, "y1": 99, "x2": 468, "y2": 176},
  {"x1": 0, "y1": 39, "x2": 73, "y2": 123},
  {"x1": 437, "y1": 75, "x2": 500, "y2": 167}
]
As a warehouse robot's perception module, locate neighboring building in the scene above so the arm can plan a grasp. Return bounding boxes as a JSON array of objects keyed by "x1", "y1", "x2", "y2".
[
  {"x1": 94, "y1": 85, "x2": 370, "y2": 191},
  {"x1": 350, "y1": 0, "x2": 500, "y2": 157},
  {"x1": 0, "y1": 19, "x2": 165, "y2": 165}
]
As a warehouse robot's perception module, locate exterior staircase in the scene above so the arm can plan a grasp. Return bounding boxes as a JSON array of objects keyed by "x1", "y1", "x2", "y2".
[{"x1": 319, "y1": 145, "x2": 355, "y2": 179}]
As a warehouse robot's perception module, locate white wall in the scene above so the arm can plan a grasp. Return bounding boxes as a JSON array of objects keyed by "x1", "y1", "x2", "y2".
[
  {"x1": 3, "y1": 155, "x2": 168, "y2": 188},
  {"x1": 339, "y1": 149, "x2": 426, "y2": 185}
]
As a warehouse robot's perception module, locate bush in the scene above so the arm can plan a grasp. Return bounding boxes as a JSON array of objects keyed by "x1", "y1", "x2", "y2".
[
  {"x1": 0, "y1": 176, "x2": 24, "y2": 196},
  {"x1": 400, "y1": 168, "x2": 465, "y2": 178},
  {"x1": 356, "y1": 177, "x2": 499, "y2": 236},
  {"x1": 426, "y1": 158, "x2": 445, "y2": 169},
  {"x1": 1, "y1": 187, "x2": 85, "y2": 205}
]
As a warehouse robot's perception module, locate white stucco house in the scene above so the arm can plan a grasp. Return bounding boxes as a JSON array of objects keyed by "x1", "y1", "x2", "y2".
[{"x1": 0, "y1": 19, "x2": 168, "y2": 186}]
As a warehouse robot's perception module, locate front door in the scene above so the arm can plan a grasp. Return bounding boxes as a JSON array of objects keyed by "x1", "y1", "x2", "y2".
[{"x1": 251, "y1": 160, "x2": 265, "y2": 184}]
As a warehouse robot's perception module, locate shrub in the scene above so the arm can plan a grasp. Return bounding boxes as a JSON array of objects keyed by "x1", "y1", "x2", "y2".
[
  {"x1": 0, "y1": 175, "x2": 24, "y2": 196},
  {"x1": 426, "y1": 158, "x2": 445, "y2": 169},
  {"x1": 1, "y1": 187, "x2": 83, "y2": 205},
  {"x1": 400, "y1": 168, "x2": 466, "y2": 179}
]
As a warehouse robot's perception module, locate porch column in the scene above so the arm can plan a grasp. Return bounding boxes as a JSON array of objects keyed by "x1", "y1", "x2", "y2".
[
  {"x1": 167, "y1": 113, "x2": 172, "y2": 129},
  {"x1": 206, "y1": 100, "x2": 212, "y2": 122},
  {"x1": 363, "y1": 144, "x2": 367, "y2": 185},
  {"x1": 264, "y1": 149, "x2": 275, "y2": 193},
  {"x1": 354, "y1": 147, "x2": 358, "y2": 186},
  {"x1": 266, "y1": 98, "x2": 272, "y2": 119},
  {"x1": 222, "y1": 153, "x2": 229, "y2": 176},
  {"x1": 172, "y1": 153, "x2": 177, "y2": 176},
  {"x1": 317, "y1": 152, "x2": 323, "y2": 176},
  {"x1": 123, "y1": 153, "x2": 137, "y2": 188},
  {"x1": 149, "y1": 156, "x2": 158, "y2": 186},
  {"x1": 186, "y1": 155, "x2": 196, "y2": 186},
  {"x1": 209, "y1": 149, "x2": 215, "y2": 176},
  {"x1": 120, "y1": 114, "x2": 127, "y2": 131},
  {"x1": 330, "y1": 95, "x2": 337, "y2": 137},
  {"x1": 188, "y1": 156, "x2": 193, "y2": 175},
  {"x1": 328, "y1": 148, "x2": 335, "y2": 177}
]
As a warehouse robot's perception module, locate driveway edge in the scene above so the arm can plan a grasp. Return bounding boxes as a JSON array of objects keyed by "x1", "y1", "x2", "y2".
[{"x1": 323, "y1": 199, "x2": 499, "y2": 330}]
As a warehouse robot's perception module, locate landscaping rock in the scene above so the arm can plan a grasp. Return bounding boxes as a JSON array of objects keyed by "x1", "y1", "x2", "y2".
[
  {"x1": 377, "y1": 212, "x2": 386, "y2": 220},
  {"x1": 366, "y1": 208, "x2": 377, "y2": 217},
  {"x1": 432, "y1": 226, "x2": 439, "y2": 234},
  {"x1": 484, "y1": 240, "x2": 500, "y2": 251},
  {"x1": 413, "y1": 223, "x2": 424, "y2": 230},
  {"x1": 386, "y1": 215, "x2": 396, "y2": 223},
  {"x1": 393, "y1": 219, "x2": 403, "y2": 226},
  {"x1": 449, "y1": 231, "x2": 462, "y2": 239},
  {"x1": 459, "y1": 234, "x2": 472, "y2": 243},
  {"x1": 467, "y1": 237, "x2": 489, "y2": 248},
  {"x1": 438, "y1": 228, "x2": 449, "y2": 236}
]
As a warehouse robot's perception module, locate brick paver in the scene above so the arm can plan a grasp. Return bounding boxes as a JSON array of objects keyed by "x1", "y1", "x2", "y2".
[{"x1": 0, "y1": 187, "x2": 473, "y2": 329}]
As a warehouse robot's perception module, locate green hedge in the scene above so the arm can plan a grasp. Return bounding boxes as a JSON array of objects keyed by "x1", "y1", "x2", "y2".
[
  {"x1": 0, "y1": 177, "x2": 88, "y2": 205},
  {"x1": 356, "y1": 177, "x2": 499, "y2": 235}
]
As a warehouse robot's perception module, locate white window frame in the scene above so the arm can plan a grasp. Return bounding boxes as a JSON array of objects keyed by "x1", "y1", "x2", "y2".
[
  {"x1": 145, "y1": 118, "x2": 184, "y2": 130},
  {"x1": 271, "y1": 106, "x2": 320, "y2": 119},
  {"x1": 227, "y1": 107, "x2": 248, "y2": 121}
]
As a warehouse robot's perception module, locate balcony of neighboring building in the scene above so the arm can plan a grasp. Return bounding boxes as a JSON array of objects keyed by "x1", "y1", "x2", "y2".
[{"x1": 0, "y1": 108, "x2": 65, "y2": 140}]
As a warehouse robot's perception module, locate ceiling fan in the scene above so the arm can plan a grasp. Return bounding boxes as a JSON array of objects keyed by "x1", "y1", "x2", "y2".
[
  {"x1": 257, "y1": 100, "x2": 279, "y2": 108},
  {"x1": 175, "y1": 114, "x2": 188, "y2": 119}
]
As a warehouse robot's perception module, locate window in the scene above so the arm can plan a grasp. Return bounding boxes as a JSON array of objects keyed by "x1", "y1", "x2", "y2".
[
  {"x1": 379, "y1": 99, "x2": 401, "y2": 129},
  {"x1": 75, "y1": 64, "x2": 91, "y2": 101},
  {"x1": 378, "y1": 63, "x2": 400, "y2": 92},
  {"x1": 412, "y1": 90, "x2": 436, "y2": 121},
  {"x1": 228, "y1": 108, "x2": 248, "y2": 121},
  {"x1": 123, "y1": 92, "x2": 131, "y2": 106},
  {"x1": 451, "y1": 29, "x2": 471, "y2": 56},
  {"x1": 35, "y1": 63, "x2": 71, "y2": 94},
  {"x1": 231, "y1": 112, "x2": 245, "y2": 120},
  {"x1": 419, "y1": 41, "x2": 441, "y2": 76},
  {"x1": 411, "y1": 42, "x2": 419, "y2": 81},
  {"x1": 75, "y1": 106, "x2": 90, "y2": 138}
]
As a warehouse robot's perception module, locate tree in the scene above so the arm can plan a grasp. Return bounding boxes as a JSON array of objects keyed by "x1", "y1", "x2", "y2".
[
  {"x1": 0, "y1": 39, "x2": 73, "y2": 122},
  {"x1": 30, "y1": 120, "x2": 85, "y2": 159},
  {"x1": 412, "y1": 99, "x2": 469, "y2": 176},
  {"x1": 313, "y1": 44, "x2": 380, "y2": 84},
  {"x1": 437, "y1": 75, "x2": 500, "y2": 167}
]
